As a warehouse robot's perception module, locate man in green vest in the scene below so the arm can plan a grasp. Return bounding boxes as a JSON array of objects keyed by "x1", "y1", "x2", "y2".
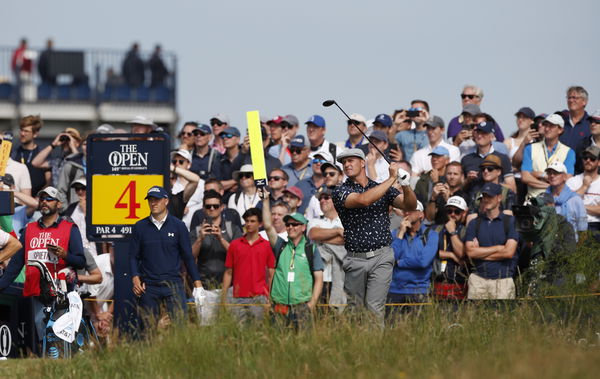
[
  {"x1": 521, "y1": 114, "x2": 576, "y2": 199},
  {"x1": 260, "y1": 189, "x2": 324, "y2": 328}
]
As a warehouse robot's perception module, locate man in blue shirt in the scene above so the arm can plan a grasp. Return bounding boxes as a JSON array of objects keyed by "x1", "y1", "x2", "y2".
[
  {"x1": 388, "y1": 201, "x2": 438, "y2": 317},
  {"x1": 559, "y1": 86, "x2": 590, "y2": 150},
  {"x1": 545, "y1": 162, "x2": 587, "y2": 240},
  {"x1": 465, "y1": 183, "x2": 519, "y2": 300},
  {"x1": 130, "y1": 186, "x2": 204, "y2": 327}
]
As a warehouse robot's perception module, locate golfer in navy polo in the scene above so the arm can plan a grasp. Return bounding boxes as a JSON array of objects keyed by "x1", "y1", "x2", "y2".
[{"x1": 130, "y1": 185, "x2": 204, "y2": 326}]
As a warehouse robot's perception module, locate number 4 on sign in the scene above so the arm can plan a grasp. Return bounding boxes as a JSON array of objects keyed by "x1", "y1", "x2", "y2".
[{"x1": 115, "y1": 181, "x2": 141, "y2": 219}]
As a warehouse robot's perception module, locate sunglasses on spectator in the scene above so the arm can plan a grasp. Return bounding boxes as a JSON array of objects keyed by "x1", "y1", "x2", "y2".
[
  {"x1": 180, "y1": 131, "x2": 194, "y2": 137},
  {"x1": 312, "y1": 158, "x2": 328, "y2": 165},
  {"x1": 192, "y1": 130, "x2": 209, "y2": 137},
  {"x1": 481, "y1": 166, "x2": 500, "y2": 172},
  {"x1": 204, "y1": 203, "x2": 220, "y2": 210},
  {"x1": 280, "y1": 122, "x2": 294, "y2": 129},
  {"x1": 324, "y1": 171, "x2": 337, "y2": 177},
  {"x1": 290, "y1": 148, "x2": 303, "y2": 154},
  {"x1": 319, "y1": 195, "x2": 331, "y2": 201},
  {"x1": 583, "y1": 155, "x2": 598, "y2": 162},
  {"x1": 40, "y1": 196, "x2": 58, "y2": 202},
  {"x1": 239, "y1": 173, "x2": 253, "y2": 179},
  {"x1": 172, "y1": 159, "x2": 187, "y2": 165},
  {"x1": 446, "y1": 208, "x2": 462, "y2": 215},
  {"x1": 211, "y1": 120, "x2": 224, "y2": 126},
  {"x1": 347, "y1": 120, "x2": 361, "y2": 126},
  {"x1": 73, "y1": 186, "x2": 86, "y2": 192},
  {"x1": 285, "y1": 222, "x2": 302, "y2": 228},
  {"x1": 269, "y1": 176, "x2": 284, "y2": 181},
  {"x1": 461, "y1": 94, "x2": 478, "y2": 100},
  {"x1": 221, "y1": 133, "x2": 235, "y2": 139}
]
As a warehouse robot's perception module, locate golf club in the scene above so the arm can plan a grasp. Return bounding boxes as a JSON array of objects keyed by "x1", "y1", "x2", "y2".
[{"x1": 322, "y1": 99, "x2": 391, "y2": 164}]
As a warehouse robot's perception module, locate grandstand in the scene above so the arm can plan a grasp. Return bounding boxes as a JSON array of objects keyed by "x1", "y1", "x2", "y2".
[{"x1": 0, "y1": 45, "x2": 178, "y2": 138}]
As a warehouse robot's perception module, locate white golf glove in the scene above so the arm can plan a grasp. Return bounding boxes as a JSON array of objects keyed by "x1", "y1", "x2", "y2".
[
  {"x1": 193, "y1": 287, "x2": 206, "y2": 307},
  {"x1": 397, "y1": 168, "x2": 411, "y2": 186}
]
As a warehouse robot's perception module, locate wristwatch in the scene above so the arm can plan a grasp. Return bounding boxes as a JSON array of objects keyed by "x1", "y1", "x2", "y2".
[{"x1": 448, "y1": 230, "x2": 458, "y2": 236}]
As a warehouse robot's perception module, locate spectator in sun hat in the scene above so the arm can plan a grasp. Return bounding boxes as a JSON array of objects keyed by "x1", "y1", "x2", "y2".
[
  {"x1": 126, "y1": 115, "x2": 158, "y2": 134},
  {"x1": 228, "y1": 164, "x2": 261, "y2": 225},
  {"x1": 521, "y1": 113, "x2": 575, "y2": 198}
]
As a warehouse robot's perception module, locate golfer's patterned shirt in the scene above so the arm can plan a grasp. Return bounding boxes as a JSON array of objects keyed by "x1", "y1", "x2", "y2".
[{"x1": 332, "y1": 178, "x2": 400, "y2": 253}]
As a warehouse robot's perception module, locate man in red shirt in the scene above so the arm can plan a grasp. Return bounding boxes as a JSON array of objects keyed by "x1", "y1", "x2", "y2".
[{"x1": 222, "y1": 208, "x2": 275, "y2": 323}]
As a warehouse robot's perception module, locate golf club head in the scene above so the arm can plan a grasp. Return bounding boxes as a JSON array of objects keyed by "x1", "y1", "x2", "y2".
[{"x1": 322, "y1": 100, "x2": 336, "y2": 107}]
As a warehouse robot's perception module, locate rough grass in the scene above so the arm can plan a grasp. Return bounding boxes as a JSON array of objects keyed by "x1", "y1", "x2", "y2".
[{"x1": 3, "y1": 299, "x2": 599, "y2": 378}]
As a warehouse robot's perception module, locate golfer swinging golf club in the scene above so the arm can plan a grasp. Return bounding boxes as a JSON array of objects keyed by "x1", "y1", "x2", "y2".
[{"x1": 331, "y1": 147, "x2": 416, "y2": 324}]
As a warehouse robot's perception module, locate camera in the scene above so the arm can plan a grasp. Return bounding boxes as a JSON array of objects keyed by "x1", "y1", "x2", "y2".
[
  {"x1": 512, "y1": 205, "x2": 540, "y2": 233},
  {"x1": 406, "y1": 107, "x2": 422, "y2": 118},
  {"x1": 59, "y1": 135, "x2": 70, "y2": 143}
]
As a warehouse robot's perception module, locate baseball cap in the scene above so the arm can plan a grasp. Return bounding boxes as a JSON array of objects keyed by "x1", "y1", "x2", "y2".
[
  {"x1": 462, "y1": 104, "x2": 481, "y2": 116},
  {"x1": 480, "y1": 154, "x2": 502, "y2": 168},
  {"x1": 171, "y1": 149, "x2": 192, "y2": 162},
  {"x1": 587, "y1": 110, "x2": 600, "y2": 123},
  {"x1": 305, "y1": 115, "x2": 326, "y2": 128},
  {"x1": 480, "y1": 182, "x2": 502, "y2": 196},
  {"x1": 219, "y1": 126, "x2": 240, "y2": 137},
  {"x1": 321, "y1": 161, "x2": 343, "y2": 173},
  {"x1": 545, "y1": 161, "x2": 567, "y2": 174},
  {"x1": 336, "y1": 148, "x2": 366, "y2": 163},
  {"x1": 284, "y1": 186, "x2": 304, "y2": 201},
  {"x1": 543, "y1": 114, "x2": 565, "y2": 128},
  {"x1": 317, "y1": 187, "x2": 333, "y2": 198},
  {"x1": 144, "y1": 186, "x2": 169, "y2": 199},
  {"x1": 268, "y1": 116, "x2": 284, "y2": 125},
  {"x1": 374, "y1": 113, "x2": 392, "y2": 127},
  {"x1": 369, "y1": 130, "x2": 388, "y2": 143},
  {"x1": 475, "y1": 121, "x2": 496, "y2": 134},
  {"x1": 428, "y1": 146, "x2": 449, "y2": 157},
  {"x1": 446, "y1": 196, "x2": 467, "y2": 211},
  {"x1": 310, "y1": 149, "x2": 333, "y2": 163},
  {"x1": 96, "y1": 123, "x2": 115, "y2": 134},
  {"x1": 349, "y1": 113, "x2": 367, "y2": 124},
  {"x1": 424, "y1": 115, "x2": 445, "y2": 128},
  {"x1": 283, "y1": 212, "x2": 308, "y2": 225},
  {"x1": 283, "y1": 114, "x2": 299, "y2": 125},
  {"x1": 290, "y1": 135, "x2": 307, "y2": 148},
  {"x1": 583, "y1": 145, "x2": 600, "y2": 158},
  {"x1": 515, "y1": 107, "x2": 535, "y2": 119},
  {"x1": 415, "y1": 200, "x2": 424, "y2": 212},
  {"x1": 126, "y1": 115, "x2": 157, "y2": 129},
  {"x1": 70, "y1": 177, "x2": 86, "y2": 188},
  {"x1": 197, "y1": 124, "x2": 211, "y2": 134},
  {"x1": 37, "y1": 186, "x2": 62, "y2": 201},
  {"x1": 211, "y1": 114, "x2": 230, "y2": 124},
  {"x1": 232, "y1": 164, "x2": 254, "y2": 180}
]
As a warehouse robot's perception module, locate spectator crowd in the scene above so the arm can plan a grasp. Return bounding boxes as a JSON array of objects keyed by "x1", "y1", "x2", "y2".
[{"x1": 0, "y1": 84, "x2": 598, "y2": 339}]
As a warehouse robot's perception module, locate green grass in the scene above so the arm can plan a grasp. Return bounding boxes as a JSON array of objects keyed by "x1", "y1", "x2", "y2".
[{"x1": 4, "y1": 299, "x2": 599, "y2": 378}]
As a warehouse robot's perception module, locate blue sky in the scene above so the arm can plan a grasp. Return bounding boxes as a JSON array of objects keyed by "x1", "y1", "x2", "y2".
[{"x1": 3, "y1": 0, "x2": 599, "y2": 141}]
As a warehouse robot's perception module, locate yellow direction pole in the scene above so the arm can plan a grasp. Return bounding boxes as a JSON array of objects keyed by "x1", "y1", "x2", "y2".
[{"x1": 247, "y1": 110, "x2": 267, "y2": 187}]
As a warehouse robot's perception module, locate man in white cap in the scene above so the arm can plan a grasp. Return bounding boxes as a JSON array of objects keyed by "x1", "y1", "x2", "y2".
[
  {"x1": 126, "y1": 115, "x2": 158, "y2": 134},
  {"x1": 209, "y1": 114, "x2": 230, "y2": 154},
  {"x1": 341, "y1": 113, "x2": 369, "y2": 154},
  {"x1": 430, "y1": 196, "x2": 469, "y2": 300},
  {"x1": 545, "y1": 161, "x2": 587, "y2": 239},
  {"x1": 331, "y1": 148, "x2": 415, "y2": 324},
  {"x1": 521, "y1": 113, "x2": 576, "y2": 198},
  {"x1": 388, "y1": 200, "x2": 439, "y2": 317}
]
